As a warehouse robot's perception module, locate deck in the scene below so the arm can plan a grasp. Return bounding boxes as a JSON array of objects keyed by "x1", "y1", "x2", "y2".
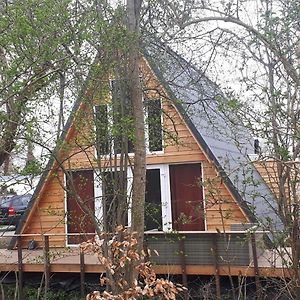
[
  {"x1": 0, "y1": 248, "x2": 289, "y2": 278},
  {"x1": 0, "y1": 231, "x2": 290, "y2": 278}
]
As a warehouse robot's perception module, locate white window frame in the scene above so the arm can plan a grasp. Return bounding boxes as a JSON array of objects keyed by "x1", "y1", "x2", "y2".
[
  {"x1": 93, "y1": 81, "x2": 164, "y2": 158},
  {"x1": 93, "y1": 104, "x2": 135, "y2": 158},
  {"x1": 94, "y1": 164, "x2": 171, "y2": 232},
  {"x1": 128, "y1": 164, "x2": 172, "y2": 232},
  {"x1": 148, "y1": 164, "x2": 172, "y2": 232},
  {"x1": 94, "y1": 167, "x2": 133, "y2": 231},
  {"x1": 144, "y1": 98, "x2": 164, "y2": 155}
]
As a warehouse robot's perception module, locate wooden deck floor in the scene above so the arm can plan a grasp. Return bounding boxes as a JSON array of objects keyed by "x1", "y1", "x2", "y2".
[{"x1": 0, "y1": 247, "x2": 290, "y2": 278}]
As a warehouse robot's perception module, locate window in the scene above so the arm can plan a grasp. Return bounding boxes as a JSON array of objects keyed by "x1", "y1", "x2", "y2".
[
  {"x1": 143, "y1": 165, "x2": 172, "y2": 231},
  {"x1": 101, "y1": 171, "x2": 117, "y2": 232},
  {"x1": 94, "y1": 80, "x2": 134, "y2": 156},
  {"x1": 94, "y1": 168, "x2": 132, "y2": 232},
  {"x1": 145, "y1": 164, "x2": 205, "y2": 232},
  {"x1": 145, "y1": 169, "x2": 162, "y2": 230},
  {"x1": 65, "y1": 163, "x2": 206, "y2": 246},
  {"x1": 110, "y1": 80, "x2": 134, "y2": 154},
  {"x1": 101, "y1": 171, "x2": 128, "y2": 232},
  {"x1": 146, "y1": 99, "x2": 163, "y2": 152},
  {"x1": 94, "y1": 81, "x2": 163, "y2": 155},
  {"x1": 95, "y1": 105, "x2": 109, "y2": 155}
]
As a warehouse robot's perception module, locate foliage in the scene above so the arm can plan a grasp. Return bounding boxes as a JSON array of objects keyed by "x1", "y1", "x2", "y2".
[
  {"x1": 153, "y1": 0, "x2": 300, "y2": 297},
  {"x1": 140, "y1": 0, "x2": 300, "y2": 297},
  {"x1": 1, "y1": 0, "x2": 299, "y2": 298},
  {"x1": 1, "y1": 284, "x2": 81, "y2": 300},
  {"x1": 82, "y1": 226, "x2": 185, "y2": 300}
]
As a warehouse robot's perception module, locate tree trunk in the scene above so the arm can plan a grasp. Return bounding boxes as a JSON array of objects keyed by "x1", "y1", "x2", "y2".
[{"x1": 126, "y1": 0, "x2": 145, "y2": 250}]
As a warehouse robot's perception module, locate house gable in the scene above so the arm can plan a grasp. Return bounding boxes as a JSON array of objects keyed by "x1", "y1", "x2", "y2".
[{"x1": 14, "y1": 56, "x2": 252, "y2": 248}]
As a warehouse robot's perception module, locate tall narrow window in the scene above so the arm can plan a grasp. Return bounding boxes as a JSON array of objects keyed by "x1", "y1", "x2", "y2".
[
  {"x1": 102, "y1": 172, "x2": 117, "y2": 232},
  {"x1": 102, "y1": 171, "x2": 128, "y2": 232},
  {"x1": 111, "y1": 80, "x2": 134, "y2": 154},
  {"x1": 145, "y1": 169, "x2": 162, "y2": 230},
  {"x1": 95, "y1": 105, "x2": 109, "y2": 155},
  {"x1": 170, "y1": 164, "x2": 205, "y2": 231},
  {"x1": 147, "y1": 99, "x2": 163, "y2": 152}
]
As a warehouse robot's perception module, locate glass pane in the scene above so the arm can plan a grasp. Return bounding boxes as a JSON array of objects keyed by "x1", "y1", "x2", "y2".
[
  {"x1": 145, "y1": 169, "x2": 162, "y2": 230},
  {"x1": 111, "y1": 80, "x2": 134, "y2": 154},
  {"x1": 148, "y1": 99, "x2": 163, "y2": 152},
  {"x1": 95, "y1": 105, "x2": 109, "y2": 155},
  {"x1": 102, "y1": 171, "x2": 128, "y2": 232}
]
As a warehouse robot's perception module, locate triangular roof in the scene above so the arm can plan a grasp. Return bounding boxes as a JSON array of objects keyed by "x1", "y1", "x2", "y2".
[
  {"x1": 13, "y1": 44, "x2": 282, "y2": 246},
  {"x1": 144, "y1": 41, "x2": 282, "y2": 230}
]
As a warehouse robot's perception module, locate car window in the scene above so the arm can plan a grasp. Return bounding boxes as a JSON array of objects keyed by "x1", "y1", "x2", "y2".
[
  {"x1": 21, "y1": 195, "x2": 31, "y2": 205},
  {"x1": 0, "y1": 195, "x2": 31, "y2": 207},
  {"x1": 12, "y1": 195, "x2": 31, "y2": 206},
  {"x1": 0, "y1": 197, "x2": 13, "y2": 207}
]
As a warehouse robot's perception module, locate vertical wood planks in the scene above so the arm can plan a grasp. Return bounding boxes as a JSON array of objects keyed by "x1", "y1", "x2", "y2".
[
  {"x1": 80, "y1": 235, "x2": 86, "y2": 299},
  {"x1": 212, "y1": 234, "x2": 221, "y2": 300},
  {"x1": 17, "y1": 236, "x2": 23, "y2": 300},
  {"x1": 44, "y1": 235, "x2": 50, "y2": 299},
  {"x1": 178, "y1": 236, "x2": 188, "y2": 300}
]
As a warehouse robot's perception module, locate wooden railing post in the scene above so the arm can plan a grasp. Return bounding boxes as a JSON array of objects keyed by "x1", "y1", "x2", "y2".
[
  {"x1": 80, "y1": 235, "x2": 85, "y2": 299},
  {"x1": 178, "y1": 235, "x2": 188, "y2": 300},
  {"x1": 44, "y1": 235, "x2": 50, "y2": 299},
  {"x1": 251, "y1": 233, "x2": 262, "y2": 300},
  {"x1": 17, "y1": 236, "x2": 23, "y2": 300},
  {"x1": 212, "y1": 234, "x2": 221, "y2": 300}
]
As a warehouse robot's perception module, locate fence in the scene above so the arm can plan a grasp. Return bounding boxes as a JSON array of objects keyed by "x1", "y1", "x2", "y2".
[{"x1": 0, "y1": 231, "x2": 264, "y2": 300}]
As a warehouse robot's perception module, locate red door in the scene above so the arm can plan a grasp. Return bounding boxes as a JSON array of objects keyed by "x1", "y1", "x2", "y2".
[
  {"x1": 67, "y1": 170, "x2": 95, "y2": 244},
  {"x1": 170, "y1": 164, "x2": 205, "y2": 231}
]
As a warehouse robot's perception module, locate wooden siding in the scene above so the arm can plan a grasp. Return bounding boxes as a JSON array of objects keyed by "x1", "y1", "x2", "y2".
[
  {"x1": 254, "y1": 161, "x2": 280, "y2": 197},
  {"x1": 19, "y1": 59, "x2": 248, "y2": 247},
  {"x1": 254, "y1": 160, "x2": 300, "y2": 203},
  {"x1": 21, "y1": 170, "x2": 66, "y2": 248}
]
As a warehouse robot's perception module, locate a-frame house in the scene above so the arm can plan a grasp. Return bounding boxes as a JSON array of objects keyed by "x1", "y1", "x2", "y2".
[{"x1": 10, "y1": 43, "x2": 281, "y2": 276}]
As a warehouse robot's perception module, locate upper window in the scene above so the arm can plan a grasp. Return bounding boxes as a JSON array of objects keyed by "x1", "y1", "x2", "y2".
[
  {"x1": 146, "y1": 99, "x2": 163, "y2": 152},
  {"x1": 94, "y1": 80, "x2": 163, "y2": 155},
  {"x1": 95, "y1": 105, "x2": 109, "y2": 155},
  {"x1": 94, "y1": 80, "x2": 134, "y2": 156}
]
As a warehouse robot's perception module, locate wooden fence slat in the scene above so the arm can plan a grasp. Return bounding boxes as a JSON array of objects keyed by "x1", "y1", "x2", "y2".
[
  {"x1": 178, "y1": 236, "x2": 188, "y2": 300},
  {"x1": 44, "y1": 235, "x2": 50, "y2": 299},
  {"x1": 80, "y1": 236, "x2": 85, "y2": 299},
  {"x1": 17, "y1": 236, "x2": 23, "y2": 300},
  {"x1": 212, "y1": 234, "x2": 221, "y2": 300},
  {"x1": 251, "y1": 233, "x2": 262, "y2": 300}
]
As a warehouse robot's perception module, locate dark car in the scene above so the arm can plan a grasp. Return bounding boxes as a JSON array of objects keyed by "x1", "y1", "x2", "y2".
[{"x1": 0, "y1": 194, "x2": 32, "y2": 226}]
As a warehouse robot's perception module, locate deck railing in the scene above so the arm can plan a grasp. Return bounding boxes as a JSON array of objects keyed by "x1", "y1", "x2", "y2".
[{"x1": 0, "y1": 230, "x2": 268, "y2": 299}]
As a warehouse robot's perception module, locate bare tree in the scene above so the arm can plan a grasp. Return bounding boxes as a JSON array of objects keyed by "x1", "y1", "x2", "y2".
[{"x1": 144, "y1": 0, "x2": 300, "y2": 297}]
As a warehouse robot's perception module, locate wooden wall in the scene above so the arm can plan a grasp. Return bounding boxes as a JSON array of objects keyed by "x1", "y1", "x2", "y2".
[
  {"x1": 254, "y1": 160, "x2": 300, "y2": 204},
  {"x1": 21, "y1": 170, "x2": 66, "y2": 247},
  {"x1": 19, "y1": 59, "x2": 249, "y2": 247},
  {"x1": 254, "y1": 161, "x2": 280, "y2": 198}
]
